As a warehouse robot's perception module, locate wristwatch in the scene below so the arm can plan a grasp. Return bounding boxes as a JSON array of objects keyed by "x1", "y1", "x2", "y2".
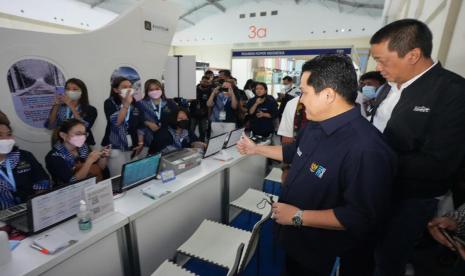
[{"x1": 292, "y1": 210, "x2": 303, "y2": 227}]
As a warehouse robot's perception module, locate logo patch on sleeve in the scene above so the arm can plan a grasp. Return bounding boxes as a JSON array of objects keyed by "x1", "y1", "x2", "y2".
[{"x1": 310, "y1": 162, "x2": 326, "y2": 178}]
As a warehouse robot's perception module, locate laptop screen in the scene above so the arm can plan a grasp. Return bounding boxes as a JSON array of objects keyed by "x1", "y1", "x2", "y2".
[
  {"x1": 225, "y1": 128, "x2": 244, "y2": 148},
  {"x1": 204, "y1": 132, "x2": 229, "y2": 158},
  {"x1": 121, "y1": 154, "x2": 161, "y2": 191}
]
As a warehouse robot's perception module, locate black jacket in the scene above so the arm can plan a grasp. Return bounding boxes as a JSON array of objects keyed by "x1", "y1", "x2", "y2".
[{"x1": 372, "y1": 63, "x2": 465, "y2": 199}]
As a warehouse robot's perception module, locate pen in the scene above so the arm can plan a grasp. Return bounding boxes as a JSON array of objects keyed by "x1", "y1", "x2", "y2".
[
  {"x1": 30, "y1": 244, "x2": 49, "y2": 254},
  {"x1": 142, "y1": 192, "x2": 155, "y2": 200}
]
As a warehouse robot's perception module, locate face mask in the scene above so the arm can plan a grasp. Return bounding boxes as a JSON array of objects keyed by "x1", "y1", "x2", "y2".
[
  {"x1": 148, "y1": 90, "x2": 163, "y2": 99},
  {"x1": 177, "y1": 120, "x2": 189, "y2": 129},
  {"x1": 362, "y1": 86, "x2": 377, "y2": 99},
  {"x1": 120, "y1": 88, "x2": 134, "y2": 98},
  {"x1": 66, "y1": 90, "x2": 82, "y2": 101},
  {"x1": 0, "y1": 139, "x2": 15, "y2": 154},
  {"x1": 283, "y1": 84, "x2": 291, "y2": 90},
  {"x1": 68, "y1": 135, "x2": 86, "y2": 148}
]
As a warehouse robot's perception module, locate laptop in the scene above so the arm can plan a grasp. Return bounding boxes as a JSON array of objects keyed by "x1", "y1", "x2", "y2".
[
  {"x1": 224, "y1": 128, "x2": 245, "y2": 148},
  {"x1": 8, "y1": 177, "x2": 96, "y2": 234},
  {"x1": 111, "y1": 154, "x2": 161, "y2": 194},
  {"x1": 203, "y1": 132, "x2": 230, "y2": 158},
  {"x1": 0, "y1": 203, "x2": 27, "y2": 222}
]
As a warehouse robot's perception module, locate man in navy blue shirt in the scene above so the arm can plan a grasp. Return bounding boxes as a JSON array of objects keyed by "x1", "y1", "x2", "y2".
[{"x1": 238, "y1": 55, "x2": 397, "y2": 276}]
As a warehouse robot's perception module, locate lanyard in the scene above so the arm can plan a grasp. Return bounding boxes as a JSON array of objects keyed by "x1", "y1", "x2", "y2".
[
  {"x1": 151, "y1": 101, "x2": 162, "y2": 121},
  {"x1": 221, "y1": 96, "x2": 229, "y2": 107},
  {"x1": 0, "y1": 161, "x2": 16, "y2": 192},
  {"x1": 66, "y1": 107, "x2": 72, "y2": 119},
  {"x1": 124, "y1": 106, "x2": 131, "y2": 123}
]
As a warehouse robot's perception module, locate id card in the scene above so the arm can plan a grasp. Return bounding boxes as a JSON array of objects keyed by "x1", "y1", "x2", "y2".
[
  {"x1": 219, "y1": 110, "x2": 226, "y2": 121},
  {"x1": 126, "y1": 135, "x2": 133, "y2": 148},
  {"x1": 161, "y1": 170, "x2": 176, "y2": 183}
]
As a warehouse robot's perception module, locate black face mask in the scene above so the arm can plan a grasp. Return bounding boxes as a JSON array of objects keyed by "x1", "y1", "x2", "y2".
[{"x1": 177, "y1": 120, "x2": 189, "y2": 129}]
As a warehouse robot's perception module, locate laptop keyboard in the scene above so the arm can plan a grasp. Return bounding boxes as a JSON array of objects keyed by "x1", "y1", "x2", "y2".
[{"x1": 0, "y1": 203, "x2": 27, "y2": 221}]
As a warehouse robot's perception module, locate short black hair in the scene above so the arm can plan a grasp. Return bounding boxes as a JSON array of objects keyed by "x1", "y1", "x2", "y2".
[
  {"x1": 370, "y1": 18, "x2": 433, "y2": 58},
  {"x1": 360, "y1": 71, "x2": 386, "y2": 85},
  {"x1": 219, "y1": 69, "x2": 231, "y2": 77},
  {"x1": 205, "y1": 70, "x2": 213, "y2": 75},
  {"x1": 201, "y1": 76, "x2": 209, "y2": 81},
  {"x1": 282, "y1": 76, "x2": 293, "y2": 82},
  {"x1": 301, "y1": 55, "x2": 358, "y2": 104}
]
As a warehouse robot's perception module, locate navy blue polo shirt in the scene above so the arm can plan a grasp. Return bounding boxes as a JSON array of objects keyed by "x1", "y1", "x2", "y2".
[{"x1": 280, "y1": 107, "x2": 396, "y2": 268}]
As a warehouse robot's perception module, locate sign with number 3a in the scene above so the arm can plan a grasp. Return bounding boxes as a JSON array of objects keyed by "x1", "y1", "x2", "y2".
[{"x1": 248, "y1": 25, "x2": 267, "y2": 39}]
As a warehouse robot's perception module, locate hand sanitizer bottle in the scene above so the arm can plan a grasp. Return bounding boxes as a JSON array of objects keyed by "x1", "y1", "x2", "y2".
[{"x1": 77, "y1": 200, "x2": 92, "y2": 231}]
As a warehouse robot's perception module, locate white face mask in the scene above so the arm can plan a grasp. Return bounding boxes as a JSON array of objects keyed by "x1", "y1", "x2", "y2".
[
  {"x1": 66, "y1": 90, "x2": 82, "y2": 101},
  {"x1": 283, "y1": 84, "x2": 291, "y2": 91},
  {"x1": 0, "y1": 139, "x2": 15, "y2": 154},
  {"x1": 120, "y1": 88, "x2": 134, "y2": 98}
]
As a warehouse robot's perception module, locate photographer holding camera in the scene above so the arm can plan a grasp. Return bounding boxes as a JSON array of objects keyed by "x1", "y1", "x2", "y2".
[{"x1": 207, "y1": 79, "x2": 238, "y2": 137}]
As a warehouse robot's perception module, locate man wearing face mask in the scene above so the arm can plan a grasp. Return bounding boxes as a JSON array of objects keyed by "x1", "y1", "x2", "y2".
[
  {"x1": 46, "y1": 119, "x2": 110, "y2": 185},
  {"x1": 278, "y1": 76, "x2": 301, "y2": 118},
  {"x1": 0, "y1": 120, "x2": 50, "y2": 210},
  {"x1": 46, "y1": 78, "x2": 98, "y2": 146},
  {"x1": 148, "y1": 109, "x2": 203, "y2": 155},
  {"x1": 207, "y1": 79, "x2": 239, "y2": 137},
  {"x1": 246, "y1": 82, "x2": 278, "y2": 138},
  {"x1": 357, "y1": 71, "x2": 386, "y2": 116}
]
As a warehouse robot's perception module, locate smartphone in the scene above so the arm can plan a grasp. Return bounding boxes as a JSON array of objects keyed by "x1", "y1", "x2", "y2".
[
  {"x1": 55, "y1": 86, "x2": 65, "y2": 95},
  {"x1": 101, "y1": 145, "x2": 111, "y2": 154},
  {"x1": 219, "y1": 87, "x2": 228, "y2": 93}
]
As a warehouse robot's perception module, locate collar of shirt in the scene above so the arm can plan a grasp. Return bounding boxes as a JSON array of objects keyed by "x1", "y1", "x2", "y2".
[
  {"x1": 388, "y1": 61, "x2": 438, "y2": 92},
  {"x1": 0, "y1": 149, "x2": 20, "y2": 170},
  {"x1": 318, "y1": 107, "x2": 360, "y2": 136}
]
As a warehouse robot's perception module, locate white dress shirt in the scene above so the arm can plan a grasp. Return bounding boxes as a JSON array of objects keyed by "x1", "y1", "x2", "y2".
[
  {"x1": 277, "y1": 96, "x2": 300, "y2": 138},
  {"x1": 373, "y1": 62, "x2": 437, "y2": 132}
]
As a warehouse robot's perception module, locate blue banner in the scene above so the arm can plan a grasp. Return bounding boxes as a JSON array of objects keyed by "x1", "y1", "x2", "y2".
[{"x1": 232, "y1": 48, "x2": 351, "y2": 57}]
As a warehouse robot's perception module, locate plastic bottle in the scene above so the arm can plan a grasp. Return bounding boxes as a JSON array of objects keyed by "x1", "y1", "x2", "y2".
[{"x1": 77, "y1": 200, "x2": 92, "y2": 231}]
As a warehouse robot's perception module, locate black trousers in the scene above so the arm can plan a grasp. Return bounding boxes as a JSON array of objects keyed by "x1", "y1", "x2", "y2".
[{"x1": 281, "y1": 247, "x2": 374, "y2": 276}]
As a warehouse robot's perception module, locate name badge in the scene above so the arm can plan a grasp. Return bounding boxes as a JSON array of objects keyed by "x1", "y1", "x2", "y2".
[
  {"x1": 161, "y1": 170, "x2": 176, "y2": 183},
  {"x1": 219, "y1": 110, "x2": 226, "y2": 121},
  {"x1": 126, "y1": 135, "x2": 133, "y2": 148}
]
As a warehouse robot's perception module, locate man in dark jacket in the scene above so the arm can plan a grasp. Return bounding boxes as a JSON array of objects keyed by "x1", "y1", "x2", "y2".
[{"x1": 370, "y1": 19, "x2": 465, "y2": 276}]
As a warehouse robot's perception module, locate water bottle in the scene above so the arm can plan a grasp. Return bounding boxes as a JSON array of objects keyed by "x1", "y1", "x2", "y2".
[{"x1": 77, "y1": 200, "x2": 92, "y2": 231}]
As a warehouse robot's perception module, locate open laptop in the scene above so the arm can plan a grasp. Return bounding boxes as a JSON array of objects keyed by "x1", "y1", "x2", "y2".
[
  {"x1": 8, "y1": 177, "x2": 96, "y2": 234},
  {"x1": 224, "y1": 128, "x2": 245, "y2": 148},
  {"x1": 0, "y1": 203, "x2": 27, "y2": 222},
  {"x1": 203, "y1": 132, "x2": 230, "y2": 158},
  {"x1": 111, "y1": 154, "x2": 161, "y2": 194}
]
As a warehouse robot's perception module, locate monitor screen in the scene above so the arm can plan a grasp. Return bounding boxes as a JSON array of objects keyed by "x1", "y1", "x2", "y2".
[
  {"x1": 204, "y1": 132, "x2": 229, "y2": 158},
  {"x1": 225, "y1": 128, "x2": 244, "y2": 148},
  {"x1": 121, "y1": 154, "x2": 161, "y2": 191}
]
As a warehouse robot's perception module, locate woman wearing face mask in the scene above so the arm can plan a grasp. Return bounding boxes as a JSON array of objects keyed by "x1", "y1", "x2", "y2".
[
  {"x1": 0, "y1": 120, "x2": 50, "y2": 210},
  {"x1": 136, "y1": 79, "x2": 178, "y2": 147},
  {"x1": 246, "y1": 82, "x2": 278, "y2": 137},
  {"x1": 102, "y1": 77, "x2": 145, "y2": 177},
  {"x1": 147, "y1": 109, "x2": 203, "y2": 155},
  {"x1": 45, "y1": 119, "x2": 110, "y2": 185},
  {"x1": 46, "y1": 78, "x2": 97, "y2": 146}
]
